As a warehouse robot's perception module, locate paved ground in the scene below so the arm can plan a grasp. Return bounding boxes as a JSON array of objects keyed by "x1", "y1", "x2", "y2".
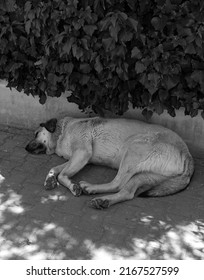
[{"x1": 0, "y1": 124, "x2": 204, "y2": 260}]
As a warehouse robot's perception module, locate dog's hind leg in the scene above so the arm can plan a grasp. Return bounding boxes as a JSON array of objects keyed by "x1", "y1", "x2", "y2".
[
  {"x1": 80, "y1": 139, "x2": 152, "y2": 194},
  {"x1": 81, "y1": 133, "x2": 194, "y2": 201},
  {"x1": 89, "y1": 172, "x2": 166, "y2": 209},
  {"x1": 89, "y1": 157, "x2": 193, "y2": 209}
]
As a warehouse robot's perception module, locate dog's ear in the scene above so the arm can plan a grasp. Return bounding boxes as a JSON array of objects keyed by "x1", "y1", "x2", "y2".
[{"x1": 40, "y1": 118, "x2": 57, "y2": 133}]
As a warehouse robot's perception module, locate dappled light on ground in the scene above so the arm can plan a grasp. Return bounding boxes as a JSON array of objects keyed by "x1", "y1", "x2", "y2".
[
  {"x1": 0, "y1": 184, "x2": 203, "y2": 259},
  {"x1": 130, "y1": 220, "x2": 204, "y2": 259},
  {"x1": 0, "y1": 174, "x2": 5, "y2": 184},
  {"x1": 0, "y1": 190, "x2": 24, "y2": 218},
  {"x1": 84, "y1": 219, "x2": 204, "y2": 260}
]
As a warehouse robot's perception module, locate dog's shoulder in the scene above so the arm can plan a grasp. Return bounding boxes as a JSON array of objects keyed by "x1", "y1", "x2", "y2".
[
  {"x1": 73, "y1": 117, "x2": 106, "y2": 126},
  {"x1": 62, "y1": 117, "x2": 107, "y2": 131}
]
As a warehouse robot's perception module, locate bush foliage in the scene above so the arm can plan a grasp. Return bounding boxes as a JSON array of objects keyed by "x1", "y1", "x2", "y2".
[{"x1": 0, "y1": 0, "x2": 204, "y2": 118}]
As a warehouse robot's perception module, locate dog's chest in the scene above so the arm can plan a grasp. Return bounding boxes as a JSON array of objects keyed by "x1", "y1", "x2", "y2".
[{"x1": 55, "y1": 136, "x2": 72, "y2": 159}]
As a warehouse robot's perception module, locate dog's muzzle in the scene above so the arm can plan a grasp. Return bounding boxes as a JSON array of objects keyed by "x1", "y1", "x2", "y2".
[{"x1": 25, "y1": 140, "x2": 46, "y2": 154}]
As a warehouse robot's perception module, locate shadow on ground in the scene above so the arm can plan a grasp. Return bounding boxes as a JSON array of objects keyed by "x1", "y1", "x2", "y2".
[{"x1": 0, "y1": 127, "x2": 204, "y2": 259}]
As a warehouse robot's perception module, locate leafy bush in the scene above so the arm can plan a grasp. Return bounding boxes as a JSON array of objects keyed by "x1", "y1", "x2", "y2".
[{"x1": 0, "y1": 0, "x2": 204, "y2": 118}]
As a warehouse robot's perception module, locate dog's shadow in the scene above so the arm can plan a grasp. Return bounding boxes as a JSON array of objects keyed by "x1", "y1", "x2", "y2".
[{"x1": 0, "y1": 140, "x2": 204, "y2": 259}]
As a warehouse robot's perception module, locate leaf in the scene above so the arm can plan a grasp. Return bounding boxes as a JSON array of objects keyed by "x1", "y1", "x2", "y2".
[
  {"x1": 48, "y1": 73, "x2": 58, "y2": 85},
  {"x1": 80, "y1": 75, "x2": 90, "y2": 85},
  {"x1": 73, "y1": 21, "x2": 81, "y2": 31},
  {"x1": 34, "y1": 59, "x2": 42, "y2": 66},
  {"x1": 139, "y1": 73, "x2": 148, "y2": 86},
  {"x1": 72, "y1": 44, "x2": 83, "y2": 60},
  {"x1": 81, "y1": 38, "x2": 89, "y2": 50},
  {"x1": 39, "y1": 92, "x2": 47, "y2": 104},
  {"x1": 195, "y1": 36, "x2": 202, "y2": 48},
  {"x1": 119, "y1": 30, "x2": 133, "y2": 42},
  {"x1": 148, "y1": 72, "x2": 160, "y2": 88},
  {"x1": 141, "y1": 91, "x2": 150, "y2": 106},
  {"x1": 63, "y1": 38, "x2": 75, "y2": 55},
  {"x1": 164, "y1": 0, "x2": 173, "y2": 13},
  {"x1": 170, "y1": 96, "x2": 178, "y2": 108},
  {"x1": 151, "y1": 17, "x2": 161, "y2": 30},
  {"x1": 73, "y1": 0, "x2": 78, "y2": 8},
  {"x1": 6, "y1": 62, "x2": 23, "y2": 72},
  {"x1": 0, "y1": 55, "x2": 7, "y2": 65},
  {"x1": 24, "y1": 1, "x2": 32, "y2": 14},
  {"x1": 142, "y1": 109, "x2": 153, "y2": 120},
  {"x1": 80, "y1": 63, "x2": 91, "y2": 74},
  {"x1": 151, "y1": 15, "x2": 167, "y2": 31},
  {"x1": 159, "y1": 89, "x2": 169, "y2": 102},
  {"x1": 64, "y1": 62, "x2": 74, "y2": 74},
  {"x1": 193, "y1": 102, "x2": 199, "y2": 110},
  {"x1": 94, "y1": 56, "x2": 103, "y2": 73},
  {"x1": 126, "y1": 0, "x2": 136, "y2": 9},
  {"x1": 102, "y1": 38, "x2": 114, "y2": 51},
  {"x1": 135, "y1": 61, "x2": 146, "y2": 74},
  {"x1": 25, "y1": 20, "x2": 32, "y2": 34},
  {"x1": 185, "y1": 43, "x2": 196, "y2": 54},
  {"x1": 154, "y1": 102, "x2": 164, "y2": 115},
  {"x1": 5, "y1": 0, "x2": 16, "y2": 12},
  {"x1": 83, "y1": 25, "x2": 97, "y2": 36},
  {"x1": 39, "y1": 81, "x2": 46, "y2": 92},
  {"x1": 164, "y1": 75, "x2": 178, "y2": 90},
  {"x1": 191, "y1": 70, "x2": 204, "y2": 91},
  {"x1": 131, "y1": 46, "x2": 142, "y2": 59},
  {"x1": 111, "y1": 45, "x2": 125, "y2": 59},
  {"x1": 128, "y1": 18, "x2": 138, "y2": 32},
  {"x1": 167, "y1": 106, "x2": 176, "y2": 117},
  {"x1": 109, "y1": 25, "x2": 120, "y2": 42},
  {"x1": 118, "y1": 12, "x2": 128, "y2": 21},
  {"x1": 190, "y1": 108, "x2": 198, "y2": 118}
]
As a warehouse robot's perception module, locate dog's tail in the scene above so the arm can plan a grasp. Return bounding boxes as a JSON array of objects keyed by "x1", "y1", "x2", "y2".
[{"x1": 138, "y1": 154, "x2": 194, "y2": 197}]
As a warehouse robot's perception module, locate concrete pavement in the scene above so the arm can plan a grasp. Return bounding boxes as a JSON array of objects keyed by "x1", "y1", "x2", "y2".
[{"x1": 0, "y1": 124, "x2": 204, "y2": 259}]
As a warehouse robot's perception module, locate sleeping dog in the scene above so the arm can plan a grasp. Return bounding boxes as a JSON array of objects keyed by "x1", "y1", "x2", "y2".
[{"x1": 25, "y1": 117, "x2": 194, "y2": 209}]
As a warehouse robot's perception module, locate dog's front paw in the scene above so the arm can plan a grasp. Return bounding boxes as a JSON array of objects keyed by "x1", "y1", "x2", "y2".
[
  {"x1": 71, "y1": 181, "x2": 82, "y2": 197},
  {"x1": 79, "y1": 181, "x2": 93, "y2": 194},
  {"x1": 44, "y1": 174, "x2": 59, "y2": 190},
  {"x1": 88, "y1": 198, "x2": 109, "y2": 210}
]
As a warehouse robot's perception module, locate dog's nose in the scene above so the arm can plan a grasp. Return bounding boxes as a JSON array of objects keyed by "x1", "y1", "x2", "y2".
[
  {"x1": 25, "y1": 141, "x2": 37, "y2": 152},
  {"x1": 25, "y1": 141, "x2": 46, "y2": 154}
]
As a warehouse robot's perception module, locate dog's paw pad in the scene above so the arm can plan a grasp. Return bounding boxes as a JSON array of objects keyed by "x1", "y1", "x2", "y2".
[
  {"x1": 44, "y1": 175, "x2": 58, "y2": 190},
  {"x1": 72, "y1": 182, "x2": 82, "y2": 197},
  {"x1": 88, "y1": 198, "x2": 109, "y2": 210}
]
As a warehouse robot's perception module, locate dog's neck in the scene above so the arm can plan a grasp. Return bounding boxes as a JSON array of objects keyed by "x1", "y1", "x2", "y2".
[{"x1": 50, "y1": 119, "x2": 64, "y2": 150}]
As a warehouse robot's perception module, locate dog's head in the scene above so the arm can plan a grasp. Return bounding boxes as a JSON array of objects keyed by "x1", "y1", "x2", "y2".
[{"x1": 25, "y1": 118, "x2": 57, "y2": 155}]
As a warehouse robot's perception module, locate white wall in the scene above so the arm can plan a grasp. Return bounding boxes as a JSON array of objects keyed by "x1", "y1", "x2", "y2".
[
  {"x1": 0, "y1": 80, "x2": 203, "y2": 149},
  {"x1": 0, "y1": 80, "x2": 85, "y2": 128}
]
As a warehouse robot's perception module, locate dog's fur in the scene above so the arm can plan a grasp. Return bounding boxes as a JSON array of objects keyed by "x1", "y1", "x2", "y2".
[{"x1": 25, "y1": 116, "x2": 194, "y2": 209}]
